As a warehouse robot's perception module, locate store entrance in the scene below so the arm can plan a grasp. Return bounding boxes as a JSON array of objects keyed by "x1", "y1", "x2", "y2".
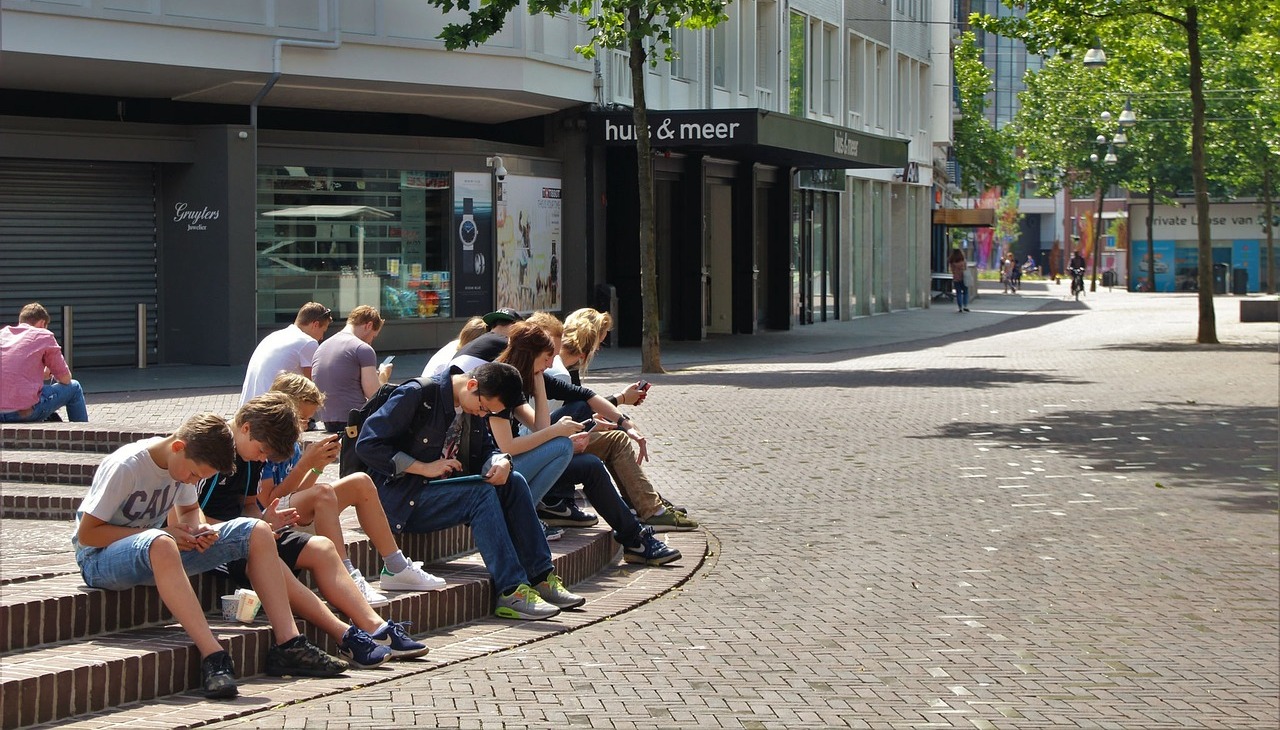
[{"x1": 793, "y1": 188, "x2": 839, "y2": 324}]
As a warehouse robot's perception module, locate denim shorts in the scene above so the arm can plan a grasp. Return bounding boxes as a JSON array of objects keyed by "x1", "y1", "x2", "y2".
[{"x1": 77, "y1": 517, "x2": 259, "y2": 590}]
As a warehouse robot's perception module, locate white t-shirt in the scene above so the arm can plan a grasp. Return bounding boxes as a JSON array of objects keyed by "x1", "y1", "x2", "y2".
[
  {"x1": 239, "y1": 324, "x2": 319, "y2": 405},
  {"x1": 74, "y1": 438, "x2": 198, "y2": 552},
  {"x1": 421, "y1": 339, "x2": 460, "y2": 379},
  {"x1": 545, "y1": 357, "x2": 573, "y2": 413}
]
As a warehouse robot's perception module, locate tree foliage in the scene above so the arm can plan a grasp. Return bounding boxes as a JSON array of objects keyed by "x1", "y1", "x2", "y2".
[
  {"x1": 952, "y1": 33, "x2": 1017, "y2": 198},
  {"x1": 425, "y1": 0, "x2": 728, "y2": 372}
]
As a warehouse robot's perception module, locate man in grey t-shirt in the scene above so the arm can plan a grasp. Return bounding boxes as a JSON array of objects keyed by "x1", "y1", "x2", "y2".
[{"x1": 312, "y1": 305, "x2": 391, "y2": 432}]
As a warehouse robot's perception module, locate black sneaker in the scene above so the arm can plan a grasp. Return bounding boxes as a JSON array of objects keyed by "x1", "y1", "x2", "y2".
[
  {"x1": 537, "y1": 498, "x2": 600, "y2": 527},
  {"x1": 266, "y1": 635, "x2": 349, "y2": 677},
  {"x1": 200, "y1": 650, "x2": 238, "y2": 699},
  {"x1": 622, "y1": 526, "x2": 682, "y2": 566}
]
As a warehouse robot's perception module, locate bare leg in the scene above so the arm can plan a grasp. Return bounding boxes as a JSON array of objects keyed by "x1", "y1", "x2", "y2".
[
  {"x1": 332, "y1": 474, "x2": 400, "y2": 559},
  {"x1": 293, "y1": 536, "x2": 385, "y2": 634},
  {"x1": 287, "y1": 483, "x2": 348, "y2": 561},
  {"x1": 243, "y1": 522, "x2": 301, "y2": 645},
  {"x1": 281, "y1": 568, "x2": 350, "y2": 641},
  {"x1": 149, "y1": 537, "x2": 224, "y2": 657}
]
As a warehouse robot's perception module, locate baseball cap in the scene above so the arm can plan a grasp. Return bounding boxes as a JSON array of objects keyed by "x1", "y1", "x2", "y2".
[{"x1": 482, "y1": 307, "x2": 524, "y2": 327}]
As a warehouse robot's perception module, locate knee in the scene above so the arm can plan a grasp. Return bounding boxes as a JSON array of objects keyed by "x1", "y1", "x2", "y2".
[
  {"x1": 148, "y1": 534, "x2": 180, "y2": 562},
  {"x1": 315, "y1": 483, "x2": 338, "y2": 507},
  {"x1": 305, "y1": 535, "x2": 337, "y2": 557}
]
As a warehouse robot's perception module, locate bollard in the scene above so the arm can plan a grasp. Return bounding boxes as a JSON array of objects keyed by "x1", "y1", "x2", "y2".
[
  {"x1": 136, "y1": 303, "x2": 147, "y2": 369},
  {"x1": 61, "y1": 305, "x2": 73, "y2": 370}
]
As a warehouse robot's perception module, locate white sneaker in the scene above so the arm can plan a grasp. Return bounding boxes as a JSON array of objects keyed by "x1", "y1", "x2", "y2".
[
  {"x1": 350, "y1": 569, "x2": 390, "y2": 606},
  {"x1": 379, "y1": 561, "x2": 446, "y2": 591}
]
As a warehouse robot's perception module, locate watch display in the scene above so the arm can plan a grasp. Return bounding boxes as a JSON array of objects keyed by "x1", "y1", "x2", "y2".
[{"x1": 459, "y1": 197, "x2": 477, "y2": 274}]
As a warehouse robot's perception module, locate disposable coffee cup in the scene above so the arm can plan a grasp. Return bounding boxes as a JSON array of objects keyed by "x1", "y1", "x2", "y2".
[
  {"x1": 234, "y1": 588, "x2": 261, "y2": 623},
  {"x1": 220, "y1": 595, "x2": 238, "y2": 621}
]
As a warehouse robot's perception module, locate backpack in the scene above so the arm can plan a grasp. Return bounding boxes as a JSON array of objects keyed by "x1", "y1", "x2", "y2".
[{"x1": 339, "y1": 376, "x2": 433, "y2": 477}]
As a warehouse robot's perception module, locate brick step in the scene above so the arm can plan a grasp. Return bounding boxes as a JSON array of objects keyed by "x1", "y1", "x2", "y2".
[
  {"x1": 0, "y1": 519, "x2": 487, "y2": 653},
  {"x1": 1, "y1": 424, "x2": 162, "y2": 454},
  {"x1": 0, "y1": 528, "x2": 618, "y2": 729},
  {"x1": 0, "y1": 481, "x2": 85, "y2": 520},
  {"x1": 0, "y1": 450, "x2": 103, "y2": 487}
]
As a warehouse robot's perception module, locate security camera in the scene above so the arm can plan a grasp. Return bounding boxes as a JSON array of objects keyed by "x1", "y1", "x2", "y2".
[{"x1": 488, "y1": 155, "x2": 508, "y2": 183}]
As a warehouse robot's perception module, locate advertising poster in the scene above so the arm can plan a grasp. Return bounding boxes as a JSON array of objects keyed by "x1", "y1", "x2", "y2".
[
  {"x1": 1233, "y1": 240, "x2": 1260, "y2": 291},
  {"x1": 495, "y1": 175, "x2": 562, "y2": 311},
  {"x1": 1132, "y1": 239, "x2": 1176, "y2": 292},
  {"x1": 454, "y1": 172, "x2": 493, "y2": 316}
]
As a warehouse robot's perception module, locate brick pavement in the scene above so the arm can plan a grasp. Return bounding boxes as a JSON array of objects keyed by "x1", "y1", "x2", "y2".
[{"x1": 193, "y1": 290, "x2": 1276, "y2": 729}]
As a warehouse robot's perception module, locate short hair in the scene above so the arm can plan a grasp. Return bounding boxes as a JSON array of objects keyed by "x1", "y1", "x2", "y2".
[
  {"x1": 18, "y1": 303, "x2": 50, "y2": 326},
  {"x1": 175, "y1": 413, "x2": 236, "y2": 474},
  {"x1": 233, "y1": 392, "x2": 301, "y2": 461},
  {"x1": 525, "y1": 311, "x2": 564, "y2": 340},
  {"x1": 471, "y1": 362, "x2": 525, "y2": 410},
  {"x1": 269, "y1": 372, "x2": 325, "y2": 408},
  {"x1": 295, "y1": 302, "x2": 334, "y2": 327},
  {"x1": 347, "y1": 305, "x2": 384, "y2": 330},
  {"x1": 457, "y1": 317, "x2": 488, "y2": 349}
]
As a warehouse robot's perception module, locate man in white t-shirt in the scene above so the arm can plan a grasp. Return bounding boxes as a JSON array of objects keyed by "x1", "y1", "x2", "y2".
[{"x1": 239, "y1": 303, "x2": 333, "y2": 405}]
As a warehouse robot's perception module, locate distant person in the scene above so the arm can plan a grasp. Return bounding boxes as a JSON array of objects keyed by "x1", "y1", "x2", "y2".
[
  {"x1": 239, "y1": 302, "x2": 333, "y2": 405},
  {"x1": 1002, "y1": 253, "x2": 1017, "y2": 294},
  {"x1": 1022, "y1": 255, "x2": 1038, "y2": 276},
  {"x1": 313, "y1": 305, "x2": 392, "y2": 433},
  {"x1": 447, "y1": 307, "x2": 525, "y2": 375},
  {"x1": 422, "y1": 316, "x2": 487, "y2": 379},
  {"x1": 0, "y1": 302, "x2": 88, "y2": 423},
  {"x1": 949, "y1": 249, "x2": 970, "y2": 313}
]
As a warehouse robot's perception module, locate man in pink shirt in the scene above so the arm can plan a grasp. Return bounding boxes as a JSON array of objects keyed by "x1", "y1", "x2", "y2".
[{"x1": 0, "y1": 302, "x2": 88, "y2": 422}]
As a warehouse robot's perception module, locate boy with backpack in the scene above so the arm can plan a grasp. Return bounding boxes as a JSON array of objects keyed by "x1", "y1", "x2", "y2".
[
  {"x1": 353, "y1": 362, "x2": 584, "y2": 620},
  {"x1": 74, "y1": 411, "x2": 348, "y2": 700}
]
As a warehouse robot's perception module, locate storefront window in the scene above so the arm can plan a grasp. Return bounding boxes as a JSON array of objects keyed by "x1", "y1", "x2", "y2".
[{"x1": 255, "y1": 166, "x2": 453, "y2": 325}]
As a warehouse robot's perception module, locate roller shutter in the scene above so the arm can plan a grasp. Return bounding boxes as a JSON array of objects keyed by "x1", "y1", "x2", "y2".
[{"x1": 0, "y1": 159, "x2": 158, "y2": 367}]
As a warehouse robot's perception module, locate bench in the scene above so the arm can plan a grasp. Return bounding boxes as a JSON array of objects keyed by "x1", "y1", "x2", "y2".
[{"x1": 931, "y1": 273, "x2": 955, "y2": 301}]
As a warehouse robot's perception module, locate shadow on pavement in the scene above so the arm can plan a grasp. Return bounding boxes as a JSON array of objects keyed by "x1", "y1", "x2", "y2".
[
  {"x1": 665, "y1": 366, "x2": 1081, "y2": 390},
  {"x1": 919, "y1": 402, "x2": 1279, "y2": 514},
  {"x1": 1098, "y1": 341, "x2": 1280, "y2": 354}
]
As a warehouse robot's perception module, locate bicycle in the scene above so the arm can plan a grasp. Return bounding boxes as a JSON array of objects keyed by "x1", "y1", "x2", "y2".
[{"x1": 1069, "y1": 267, "x2": 1086, "y2": 300}]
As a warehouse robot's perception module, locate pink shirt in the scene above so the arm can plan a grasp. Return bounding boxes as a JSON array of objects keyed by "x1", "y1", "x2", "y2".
[{"x1": 0, "y1": 324, "x2": 70, "y2": 412}]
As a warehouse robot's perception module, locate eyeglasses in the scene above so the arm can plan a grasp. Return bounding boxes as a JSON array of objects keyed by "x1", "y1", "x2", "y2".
[{"x1": 320, "y1": 307, "x2": 333, "y2": 319}]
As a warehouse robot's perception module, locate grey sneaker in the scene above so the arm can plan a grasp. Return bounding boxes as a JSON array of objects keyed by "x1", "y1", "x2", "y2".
[
  {"x1": 266, "y1": 635, "x2": 349, "y2": 677},
  {"x1": 495, "y1": 584, "x2": 561, "y2": 620},
  {"x1": 535, "y1": 572, "x2": 585, "y2": 609}
]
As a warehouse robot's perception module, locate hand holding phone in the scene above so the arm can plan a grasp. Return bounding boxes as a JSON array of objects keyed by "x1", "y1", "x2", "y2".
[
  {"x1": 381, "y1": 355, "x2": 395, "y2": 367},
  {"x1": 637, "y1": 380, "x2": 651, "y2": 392},
  {"x1": 579, "y1": 417, "x2": 598, "y2": 433}
]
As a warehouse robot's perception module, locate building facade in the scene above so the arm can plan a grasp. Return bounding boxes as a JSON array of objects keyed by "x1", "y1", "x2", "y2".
[{"x1": 0, "y1": 0, "x2": 947, "y2": 365}]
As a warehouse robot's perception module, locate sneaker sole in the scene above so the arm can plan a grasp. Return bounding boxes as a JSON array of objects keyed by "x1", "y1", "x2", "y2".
[
  {"x1": 494, "y1": 605, "x2": 561, "y2": 620},
  {"x1": 544, "y1": 531, "x2": 563, "y2": 541},
  {"x1": 537, "y1": 514, "x2": 600, "y2": 527},
  {"x1": 380, "y1": 578, "x2": 447, "y2": 592},
  {"x1": 540, "y1": 594, "x2": 586, "y2": 609},
  {"x1": 338, "y1": 651, "x2": 391, "y2": 669},
  {"x1": 642, "y1": 522, "x2": 698, "y2": 533},
  {"x1": 377, "y1": 643, "x2": 431, "y2": 660},
  {"x1": 266, "y1": 664, "x2": 348, "y2": 678},
  {"x1": 623, "y1": 551, "x2": 682, "y2": 567}
]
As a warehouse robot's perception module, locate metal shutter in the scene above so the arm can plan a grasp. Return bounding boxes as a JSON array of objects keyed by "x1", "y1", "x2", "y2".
[{"x1": 0, "y1": 159, "x2": 158, "y2": 367}]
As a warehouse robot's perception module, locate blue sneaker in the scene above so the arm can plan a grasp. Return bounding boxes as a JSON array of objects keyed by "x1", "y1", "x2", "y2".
[
  {"x1": 370, "y1": 620, "x2": 430, "y2": 659},
  {"x1": 622, "y1": 526, "x2": 682, "y2": 566},
  {"x1": 542, "y1": 521, "x2": 564, "y2": 541},
  {"x1": 338, "y1": 625, "x2": 392, "y2": 668}
]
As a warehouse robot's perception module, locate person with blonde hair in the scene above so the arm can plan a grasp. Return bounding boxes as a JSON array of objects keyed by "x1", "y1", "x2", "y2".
[{"x1": 257, "y1": 374, "x2": 445, "y2": 611}]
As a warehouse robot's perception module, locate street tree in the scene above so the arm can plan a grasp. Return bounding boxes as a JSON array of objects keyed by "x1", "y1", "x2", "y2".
[
  {"x1": 425, "y1": 0, "x2": 728, "y2": 373},
  {"x1": 952, "y1": 33, "x2": 1017, "y2": 199},
  {"x1": 974, "y1": 0, "x2": 1268, "y2": 343}
]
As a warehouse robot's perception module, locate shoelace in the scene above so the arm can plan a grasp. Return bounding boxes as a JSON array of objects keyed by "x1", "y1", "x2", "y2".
[{"x1": 384, "y1": 620, "x2": 414, "y2": 640}]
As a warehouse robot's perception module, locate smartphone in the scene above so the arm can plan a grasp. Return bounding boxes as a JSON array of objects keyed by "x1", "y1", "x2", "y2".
[
  {"x1": 579, "y1": 417, "x2": 597, "y2": 432},
  {"x1": 380, "y1": 355, "x2": 395, "y2": 367},
  {"x1": 190, "y1": 526, "x2": 215, "y2": 538},
  {"x1": 637, "y1": 380, "x2": 651, "y2": 392}
]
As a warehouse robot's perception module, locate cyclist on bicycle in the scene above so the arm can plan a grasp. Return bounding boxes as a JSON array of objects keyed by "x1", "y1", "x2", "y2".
[{"x1": 1068, "y1": 250, "x2": 1087, "y2": 296}]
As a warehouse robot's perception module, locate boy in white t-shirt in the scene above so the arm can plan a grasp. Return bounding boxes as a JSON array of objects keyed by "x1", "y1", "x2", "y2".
[{"x1": 74, "y1": 413, "x2": 348, "y2": 700}]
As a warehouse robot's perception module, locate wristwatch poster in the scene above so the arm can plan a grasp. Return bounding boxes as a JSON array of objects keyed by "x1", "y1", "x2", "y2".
[{"x1": 459, "y1": 197, "x2": 478, "y2": 274}]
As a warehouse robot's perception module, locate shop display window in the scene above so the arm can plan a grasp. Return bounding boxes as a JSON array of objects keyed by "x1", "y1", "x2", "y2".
[{"x1": 255, "y1": 166, "x2": 453, "y2": 324}]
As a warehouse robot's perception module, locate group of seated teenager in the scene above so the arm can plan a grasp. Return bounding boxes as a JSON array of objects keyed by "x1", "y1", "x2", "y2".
[{"x1": 71, "y1": 306, "x2": 696, "y2": 701}]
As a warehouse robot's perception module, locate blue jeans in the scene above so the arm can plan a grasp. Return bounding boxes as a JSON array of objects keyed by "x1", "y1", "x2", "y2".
[
  {"x1": 540, "y1": 401, "x2": 593, "y2": 505},
  {"x1": 77, "y1": 517, "x2": 258, "y2": 590},
  {"x1": 397, "y1": 471, "x2": 552, "y2": 594},
  {"x1": 511, "y1": 436, "x2": 572, "y2": 504},
  {"x1": 953, "y1": 280, "x2": 969, "y2": 310},
  {"x1": 0, "y1": 380, "x2": 88, "y2": 422},
  {"x1": 558, "y1": 453, "x2": 644, "y2": 547}
]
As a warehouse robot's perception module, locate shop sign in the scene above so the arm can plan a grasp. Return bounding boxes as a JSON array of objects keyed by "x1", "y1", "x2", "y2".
[
  {"x1": 172, "y1": 202, "x2": 220, "y2": 232},
  {"x1": 797, "y1": 169, "x2": 846, "y2": 192},
  {"x1": 595, "y1": 111, "x2": 757, "y2": 148}
]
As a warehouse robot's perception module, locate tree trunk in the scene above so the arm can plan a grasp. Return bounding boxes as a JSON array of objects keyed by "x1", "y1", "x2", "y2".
[
  {"x1": 627, "y1": 7, "x2": 664, "y2": 373},
  {"x1": 1187, "y1": 6, "x2": 1218, "y2": 342},
  {"x1": 1265, "y1": 163, "x2": 1275, "y2": 296},
  {"x1": 1146, "y1": 178, "x2": 1156, "y2": 292},
  {"x1": 1090, "y1": 183, "x2": 1104, "y2": 291}
]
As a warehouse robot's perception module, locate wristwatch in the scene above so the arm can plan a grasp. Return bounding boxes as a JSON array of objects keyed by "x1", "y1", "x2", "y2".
[{"x1": 459, "y1": 197, "x2": 477, "y2": 273}]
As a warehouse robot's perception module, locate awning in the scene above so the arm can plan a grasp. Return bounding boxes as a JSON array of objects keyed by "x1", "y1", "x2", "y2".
[
  {"x1": 932, "y1": 208, "x2": 995, "y2": 227},
  {"x1": 263, "y1": 205, "x2": 393, "y2": 219},
  {"x1": 588, "y1": 108, "x2": 908, "y2": 170}
]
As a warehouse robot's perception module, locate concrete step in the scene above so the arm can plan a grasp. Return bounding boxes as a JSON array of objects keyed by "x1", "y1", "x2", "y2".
[{"x1": 0, "y1": 527, "x2": 618, "y2": 729}]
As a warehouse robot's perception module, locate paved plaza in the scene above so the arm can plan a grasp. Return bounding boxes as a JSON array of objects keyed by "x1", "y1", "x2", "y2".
[{"x1": 11, "y1": 284, "x2": 1280, "y2": 728}]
